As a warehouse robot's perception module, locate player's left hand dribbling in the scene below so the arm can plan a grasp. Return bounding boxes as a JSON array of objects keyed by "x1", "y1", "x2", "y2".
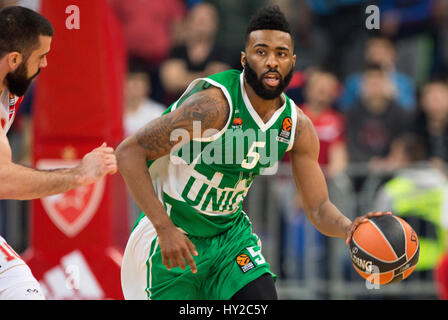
[{"x1": 345, "y1": 211, "x2": 392, "y2": 245}]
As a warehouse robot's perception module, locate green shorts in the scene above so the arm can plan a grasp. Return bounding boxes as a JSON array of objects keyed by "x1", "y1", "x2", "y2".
[{"x1": 121, "y1": 213, "x2": 276, "y2": 300}]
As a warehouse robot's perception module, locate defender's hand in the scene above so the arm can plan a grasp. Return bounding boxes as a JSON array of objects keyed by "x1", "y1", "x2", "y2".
[
  {"x1": 157, "y1": 224, "x2": 199, "y2": 274},
  {"x1": 77, "y1": 142, "x2": 117, "y2": 185},
  {"x1": 345, "y1": 211, "x2": 392, "y2": 245}
]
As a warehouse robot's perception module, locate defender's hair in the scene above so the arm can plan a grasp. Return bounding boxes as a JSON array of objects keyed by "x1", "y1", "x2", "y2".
[
  {"x1": 245, "y1": 5, "x2": 291, "y2": 43},
  {"x1": 0, "y1": 6, "x2": 54, "y2": 59}
]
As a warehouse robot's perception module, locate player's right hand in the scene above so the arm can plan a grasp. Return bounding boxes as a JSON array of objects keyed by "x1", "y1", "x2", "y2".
[
  {"x1": 345, "y1": 211, "x2": 392, "y2": 245},
  {"x1": 76, "y1": 142, "x2": 117, "y2": 186},
  {"x1": 157, "y1": 224, "x2": 198, "y2": 274}
]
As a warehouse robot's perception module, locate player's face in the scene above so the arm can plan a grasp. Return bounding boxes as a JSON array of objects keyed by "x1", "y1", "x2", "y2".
[
  {"x1": 5, "y1": 35, "x2": 51, "y2": 97},
  {"x1": 26, "y1": 35, "x2": 51, "y2": 78},
  {"x1": 242, "y1": 30, "x2": 296, "y2": 100}
]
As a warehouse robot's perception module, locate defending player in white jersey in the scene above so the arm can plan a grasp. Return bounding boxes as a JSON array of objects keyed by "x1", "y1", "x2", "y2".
[{"x1": 0, "y1": 6, "x2": 117, "y2": 300}]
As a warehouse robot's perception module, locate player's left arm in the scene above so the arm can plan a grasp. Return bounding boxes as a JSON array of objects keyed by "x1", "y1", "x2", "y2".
[{"x1": 288, "y1": 108, "x2": 387, "y2": 244}]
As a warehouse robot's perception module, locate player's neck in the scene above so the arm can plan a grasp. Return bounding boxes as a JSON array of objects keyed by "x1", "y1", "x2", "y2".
[
  {"x1": 0, "y1": 77, "x2": 5, "y2": 97},
  {"x1": 243, "y1": 80, "x2": 283, "y2": 120},
  {"x1": 0, "y1": 80, "x2": 5, "y2": 96}
]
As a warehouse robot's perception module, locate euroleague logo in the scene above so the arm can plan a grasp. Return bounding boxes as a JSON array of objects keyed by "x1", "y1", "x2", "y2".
[
  {"x1": 282, "y1": 117, "x2": 292, "y2": 132},
  {"x1": 236, "y1": 254, "x2": 251, "y2": 266},
  {"x1": 236, "y1": 253, "x2": 254, "y2": 273},
  {"x1": 277, "y1": 117, "x2": 292, "y2": 144}
]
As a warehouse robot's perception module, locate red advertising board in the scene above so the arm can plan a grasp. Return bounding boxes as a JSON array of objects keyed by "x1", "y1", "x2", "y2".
[{"x1": 22, "y1": 0, "x2": 129, "y2": 300}]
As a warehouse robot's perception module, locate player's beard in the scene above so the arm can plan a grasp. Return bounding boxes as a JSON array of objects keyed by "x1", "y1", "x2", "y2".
[
  {"x1": 5, "y1": 61, "x2": 40, "y2": 97},
  {"x1": 243, "y1": 59, "x2": 294, "y2": 100}
]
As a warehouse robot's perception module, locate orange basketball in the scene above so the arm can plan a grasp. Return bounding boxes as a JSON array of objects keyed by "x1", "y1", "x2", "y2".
[{"x1": 350, "y1": 215, "x2": 419, "y2": 285}]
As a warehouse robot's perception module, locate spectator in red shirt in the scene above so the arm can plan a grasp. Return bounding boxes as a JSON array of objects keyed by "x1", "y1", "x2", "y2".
[
  {"x1": 301, "y1": 70, "x2": 347, "y2": 178},
  {"x1": 110, "y1": 0, "x2": 185, "y2": 65},
  {"x1": 110, "y1": 0, "x2": 186, "y2": 103}
]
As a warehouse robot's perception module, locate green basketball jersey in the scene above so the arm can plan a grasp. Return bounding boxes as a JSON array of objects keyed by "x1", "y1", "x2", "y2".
[{"x1": 145, "y1": 69, "x2": 298, "y2": 237}]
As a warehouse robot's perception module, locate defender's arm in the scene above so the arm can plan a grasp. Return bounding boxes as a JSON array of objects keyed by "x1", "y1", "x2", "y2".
[{"x1": 0, "y1": 128, "x2": 116, "y2": 200}]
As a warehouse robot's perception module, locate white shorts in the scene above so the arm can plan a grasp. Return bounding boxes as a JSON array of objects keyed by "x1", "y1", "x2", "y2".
[
  {"x1": 0, "y1": 236, "x2": 45, "y2": 300},
  {"x1": 121, "y1": 216, "x2": 158, "y2": 300}
]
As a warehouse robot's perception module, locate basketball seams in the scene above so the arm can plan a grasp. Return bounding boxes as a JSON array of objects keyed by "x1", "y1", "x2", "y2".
[
  {"x1": 352, "y1": 219, "x2": 400, "y2": 261},
  {"x1": 368, "y1": 219, "x2": 399, "y2": 260},
  {"x1": 394, "y1": 216, "x2": 408, "y2": 260},
  {"x1": 352, "y1": 237, "x2": 400, "y2": 264}
]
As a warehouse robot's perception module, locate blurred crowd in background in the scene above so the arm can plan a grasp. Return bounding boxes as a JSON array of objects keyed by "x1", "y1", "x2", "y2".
[{"x1": 2, "y1": 0, "x2": 448, "y2": 299}]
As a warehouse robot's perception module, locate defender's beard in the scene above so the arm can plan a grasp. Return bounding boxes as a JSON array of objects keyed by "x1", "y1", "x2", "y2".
[{"x1": 5, "y1": 62, "x2": 40, "y2": 97}]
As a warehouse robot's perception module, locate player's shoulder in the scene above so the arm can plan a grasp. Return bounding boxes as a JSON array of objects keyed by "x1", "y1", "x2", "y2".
[
  {"x1": 294, "y1": 104, "x2": 314, "y2": 135},
  {"x1": 207, "y1": 69, "x2": 241, "y2": 82},
  {"x1": 290, "y1": 103, "x2": 318, "y2": 153},
  {"x1": 175, "y1": 84, "x2": 230, "y2": 130},
  {"x1": 184, "y1": 86, "x2": 229, "y2": 116}
]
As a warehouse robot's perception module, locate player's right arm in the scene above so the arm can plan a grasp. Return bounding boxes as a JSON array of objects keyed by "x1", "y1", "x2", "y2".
[
  {"x1": 115, "y1": 87, "x2": 229, "y2": 273},
  {"x1": 0, "y1": 128, "x2": 117, "y2": 200}
]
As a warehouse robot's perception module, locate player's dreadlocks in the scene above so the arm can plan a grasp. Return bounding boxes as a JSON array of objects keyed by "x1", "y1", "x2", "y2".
[{"x1": 245, "y1": 5, "x2": 291, "y2": 42}]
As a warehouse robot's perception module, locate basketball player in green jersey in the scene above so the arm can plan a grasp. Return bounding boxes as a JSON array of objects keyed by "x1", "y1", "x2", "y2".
[{"x1": 116, "y1": 6, "x2": 389, "y2": 300}]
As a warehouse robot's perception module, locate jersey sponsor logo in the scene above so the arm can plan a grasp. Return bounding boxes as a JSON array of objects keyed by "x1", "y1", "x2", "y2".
[
  {"x1": 25, "y1": 288, "x2": 44, "y2": 298},
  {"x1": 8, "y1": 93, "x2": 16, "y2": 120},
  {"x1": 181, "y1": 170, "x2": 250, "y2": 213},
  {"x1": 232, "y1": 117, "x2": 243, "y2": 129},
  {"x1": 36, "y1": 159, "x2": 105, "y2": 237},
  {"x1": 236, "y1": 253, "x2": 255, "y2": 273}
]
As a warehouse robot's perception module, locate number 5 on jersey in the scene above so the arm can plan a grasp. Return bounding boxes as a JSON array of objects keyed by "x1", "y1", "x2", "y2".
[
  {"x1": 241, "y1": 142, "x2": 265, "y2": 170},
  {"x1": 247, "y1": 246, "x2": 266, "y2": 265}
]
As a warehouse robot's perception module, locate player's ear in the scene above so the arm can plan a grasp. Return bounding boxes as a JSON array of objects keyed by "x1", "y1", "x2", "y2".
[
  {"x1": 241, "y1": 51, "x2": 246, "y2": 69},
  {"x1": 6, "y1": 52, "x2": 23, "y2": 72}
]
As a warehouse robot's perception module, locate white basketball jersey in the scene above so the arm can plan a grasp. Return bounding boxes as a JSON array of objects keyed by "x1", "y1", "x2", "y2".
[
  {"x1": 0, "y1": 90, "x2": 43, "y2": 298},
  {"x1": 0, "y1": 88, "x2": 22, "y2": 134}
]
